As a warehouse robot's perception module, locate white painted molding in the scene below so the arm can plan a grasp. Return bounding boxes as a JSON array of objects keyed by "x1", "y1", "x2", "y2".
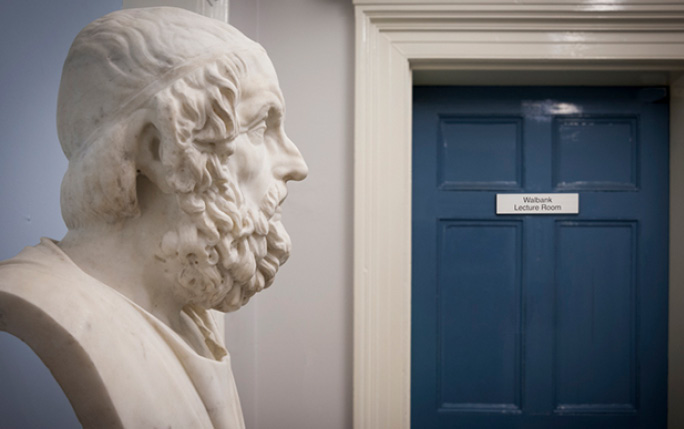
[
  {"x1": 352, "y1": 1, "x2": 684, "y2": 429},
  {"x1": 123, "y1": 0, "x2": 228, "y2": 22}
]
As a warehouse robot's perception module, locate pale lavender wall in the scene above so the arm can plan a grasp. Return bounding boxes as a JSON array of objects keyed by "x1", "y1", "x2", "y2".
[
  {"x1": 0, "y1": 1, "x2": 119, "y2": 260},
  {"x1": 229, "y1": 1, "x2": 355, "y2": 428},
  {"x1": 0, "y1": 2, "x2": 121, "y2": 427}
]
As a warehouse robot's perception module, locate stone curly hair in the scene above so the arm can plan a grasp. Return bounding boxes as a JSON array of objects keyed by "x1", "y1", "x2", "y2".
[{"x1": 56, "y1": 7, "x2": 264, "y2": 229}]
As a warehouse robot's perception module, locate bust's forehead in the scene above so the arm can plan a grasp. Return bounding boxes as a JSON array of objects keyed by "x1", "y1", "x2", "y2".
[
  {"x1": 57, "y1": 7, "x2": 263, "y2": 159},
  {"x1": 236, "y1": 54, "x2": 285, "y2": 128}
]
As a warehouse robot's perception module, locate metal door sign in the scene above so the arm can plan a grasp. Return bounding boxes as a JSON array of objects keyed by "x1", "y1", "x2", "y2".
[{"x1": 496, "y1": 193, "x2": 579, "y2": 215}]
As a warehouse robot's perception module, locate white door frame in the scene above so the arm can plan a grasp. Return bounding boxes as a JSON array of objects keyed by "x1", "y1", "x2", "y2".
[{"x1": 352, "y1": 1, "x2": 684, "y2": 428}]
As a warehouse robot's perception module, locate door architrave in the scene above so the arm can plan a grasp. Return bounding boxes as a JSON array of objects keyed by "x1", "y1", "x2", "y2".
[{"x1": 352, "y1": 1, "x2": 684, "y2": 428}]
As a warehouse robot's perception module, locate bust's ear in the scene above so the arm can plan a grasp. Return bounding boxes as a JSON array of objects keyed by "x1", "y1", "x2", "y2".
[
  {"x1": 135, "y1": 122, "x2": 171, "y2": 193},
  {"x1": 61, "y1": 117, "x2": 145, "y2": 227}
]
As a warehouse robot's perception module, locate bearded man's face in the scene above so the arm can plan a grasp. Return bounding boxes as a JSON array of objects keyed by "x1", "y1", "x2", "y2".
[{"x1": 158, "y1": 53, "x2": 308, "y2": 312}]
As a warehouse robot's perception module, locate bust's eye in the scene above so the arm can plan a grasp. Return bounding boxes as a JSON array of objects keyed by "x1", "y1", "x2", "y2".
[{"x1": 247, "y1": 121, "x2": 267, "y2": 143}]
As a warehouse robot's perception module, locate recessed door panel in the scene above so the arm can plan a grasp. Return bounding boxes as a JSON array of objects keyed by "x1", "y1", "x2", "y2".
[
  {"x1": 555, "y1": 221, "x2": 637, "y2": 413},
  {"x1": 553, "y1": 117, "x2": 638, "y2": 190},
  {"x1": 439, "y1": 117, "x2": 523, "y2": 190},
  {"x1": 438, "y1": 220, "x2": 522, "y2": 411}
]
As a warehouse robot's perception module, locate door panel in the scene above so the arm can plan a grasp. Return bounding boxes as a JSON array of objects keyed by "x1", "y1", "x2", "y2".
[
  {"x1": 554, "y1": 222, "x2": 637, "y2": 412},
  {"x1": 411, "y1": 87, "x2": 669, "y2": 428},
  {"x1": 553, "y1": 117, "x2": 638, "y2": 190},
  {"x1": 439, "y1": 118, "x2": 523, "y2": 190},
  {"x1": 438, "y1": 221, "x2": 523, "y2": 412}
]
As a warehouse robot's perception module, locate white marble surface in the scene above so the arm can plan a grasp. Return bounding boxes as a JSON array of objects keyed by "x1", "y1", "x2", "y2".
[{"x1": 0, "y1": 7, "x2": 306, "y2": 428}]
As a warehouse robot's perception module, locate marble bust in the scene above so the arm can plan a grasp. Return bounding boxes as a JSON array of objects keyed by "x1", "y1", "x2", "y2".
[{"x1": 0, "y1": 7, "x2": 307, "y2": 429}]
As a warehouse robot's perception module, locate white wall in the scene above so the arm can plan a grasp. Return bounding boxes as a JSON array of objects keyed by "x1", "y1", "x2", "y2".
[
  {"x1": 0, "y1": 2, "x2": 122, "y2": 427},
  {"x1": 228, "y1": 1, "x2": 355, "y2": 428}
]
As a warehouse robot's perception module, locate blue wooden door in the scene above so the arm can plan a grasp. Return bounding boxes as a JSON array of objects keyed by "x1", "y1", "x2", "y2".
[{"x1": 412, "y1": 87, "x2": 668, "y2": 428}]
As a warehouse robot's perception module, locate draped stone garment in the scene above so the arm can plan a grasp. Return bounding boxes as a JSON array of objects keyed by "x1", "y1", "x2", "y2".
[{"x1": 0, "y1": 238, "x2": 245, "y2": 429}]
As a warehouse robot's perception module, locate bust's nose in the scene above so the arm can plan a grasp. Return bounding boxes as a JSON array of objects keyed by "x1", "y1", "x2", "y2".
[{"x1": 273, "y1": 134, "x2": 308, "y2": 182}]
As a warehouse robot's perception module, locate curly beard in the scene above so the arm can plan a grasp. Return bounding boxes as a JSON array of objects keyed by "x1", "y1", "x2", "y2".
[{"x1": 158, "y1": 181, "x2": 291, "y2": 312}]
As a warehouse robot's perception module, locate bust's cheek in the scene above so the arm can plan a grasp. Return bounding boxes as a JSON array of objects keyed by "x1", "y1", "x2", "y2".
[{"x1": 227, "y1": 135, "x2": 272, "y2": 207}]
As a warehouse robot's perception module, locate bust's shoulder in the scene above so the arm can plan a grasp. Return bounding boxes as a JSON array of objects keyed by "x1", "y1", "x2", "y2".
[
  {"x1": 0, "y1": 239, "x2": 124, "y2": 428},
  {"x1": 0, "y1": 238, "x2": 154, "y2": 348},
  {"x1": 0, "y1": 238, "x2": 110, "y2": 322},
  {"x1": 0, "y1": 239, "x2": 76, "y2": 293},
  {"x1": 0, "y1": 239, "x2": 217, "y2": 428}
]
